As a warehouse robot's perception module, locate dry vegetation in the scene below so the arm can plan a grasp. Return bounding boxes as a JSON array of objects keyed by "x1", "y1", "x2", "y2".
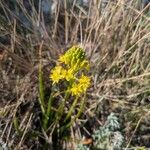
[{"x1": 0, "y1": 0, "x2": 150, "y2": 149}]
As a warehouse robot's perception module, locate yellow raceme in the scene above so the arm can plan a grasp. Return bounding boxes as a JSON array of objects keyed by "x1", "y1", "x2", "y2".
[
  {"x1": 59, "y1": 46, "x2": 89, "y2": 71},
  {"x1": 50, "y1": 46, "x2": 90, "y2": 96}
]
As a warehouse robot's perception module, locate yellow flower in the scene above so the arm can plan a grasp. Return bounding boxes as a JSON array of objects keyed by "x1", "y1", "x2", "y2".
[
  {"x1": 70, "y1": 83, "x2": 82, "y2": 96},
  {"x1": 50, "y1": 65, "x2": 76, "y2": 84},
  {"x1": 78, "y1": 74, "x2": 91, "y2": 92},
  {"x1": 50, "y1": 66, "x2": 66, "y2": 84},
  {"x1": 65, "y1": 68, "x2": 74, "y2": 81},
  {"x1": 59, "y1": 55, "x2": 68, "y2": 65},
  {"x1": 80, "y1": 60, "x2": 90, "y2": 70},
  {"x1": 70, "y1": 74, "x2": 90, "y2": 96},
  {"x1": 78, "y1": 74, "x2": 90, "y2": 85}
]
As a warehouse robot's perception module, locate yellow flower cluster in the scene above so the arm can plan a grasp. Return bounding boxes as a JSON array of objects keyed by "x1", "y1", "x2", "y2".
[
  {"x1": 50, "y1": 66, "x2": 66, "y2": 84},
  {"x1": 50, "y1": 46, "x2": 90, "y2": 96},
  {"x1": 70, "y1": 74, "x2": 90, "y2": 96},
  {"x1": 59, "y1": 46, "x2": 90, "y2": 72}
]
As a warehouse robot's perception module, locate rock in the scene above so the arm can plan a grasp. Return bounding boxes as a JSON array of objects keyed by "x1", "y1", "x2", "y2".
[{"x1": 143, "y1": 0, "x2": 150, "y2": 7}]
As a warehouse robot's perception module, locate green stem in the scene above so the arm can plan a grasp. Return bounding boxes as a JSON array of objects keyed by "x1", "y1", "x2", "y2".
[
  {"x1": 13, "y1": 116, "x2": 21, "y2": 135},
  {"x1": 64, "y1": 96, "x2": 79, "y2": 122},
  {"x1": 64, "y1": 95, "x2": 86, "y2": 129},
  {"x1": 71, "y1": 95, "x2": 85, "y2": 124},
  {"x1": 38, "y1": 63, "x2": 45, "y2": 114},
  {"x1": 43, "y1": 92, "x2": 54, "y2": 130},
  {"x1": 56, "y1": 91, "x2": 70, "y2": 121}
]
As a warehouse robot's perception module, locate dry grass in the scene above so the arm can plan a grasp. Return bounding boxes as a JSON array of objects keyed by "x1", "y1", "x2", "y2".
[{"x1": 0, "y1": 0, "x2": 150, "y2": 149}]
